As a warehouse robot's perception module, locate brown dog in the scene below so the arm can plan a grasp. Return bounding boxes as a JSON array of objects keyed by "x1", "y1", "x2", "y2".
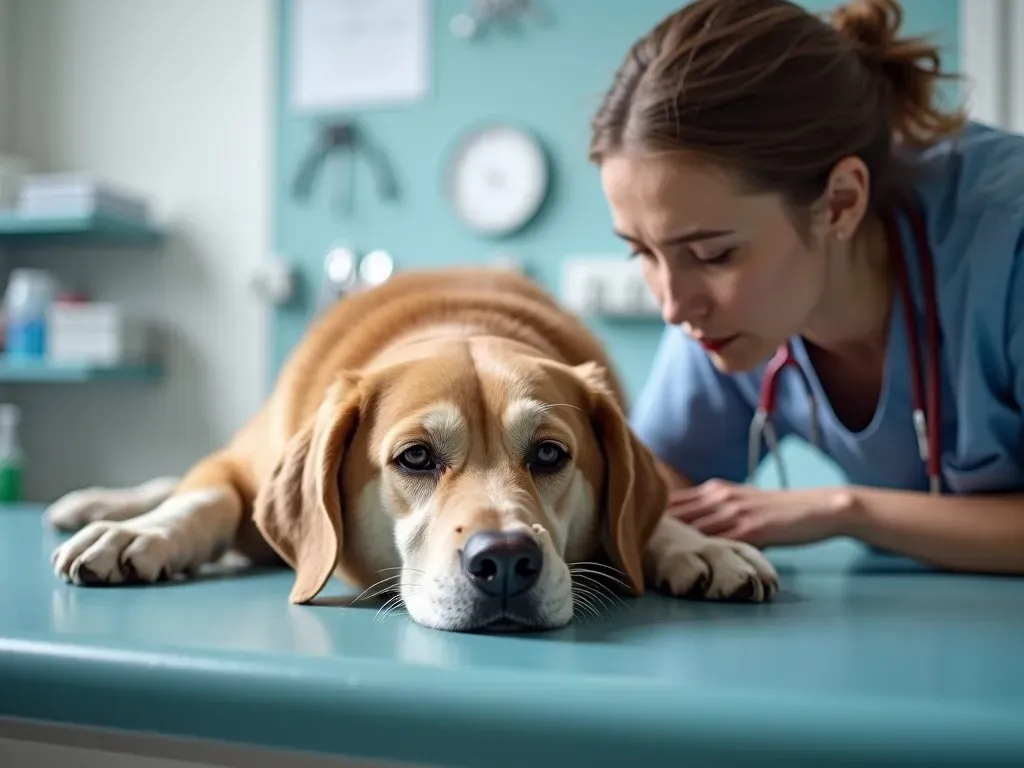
[{"x1": 47, "y1": 267, "x2": 777, "y2": 632}]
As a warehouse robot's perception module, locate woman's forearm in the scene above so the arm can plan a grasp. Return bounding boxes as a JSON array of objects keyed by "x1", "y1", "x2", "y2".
[{"x1": 839, "y1": 487, "x2": 1024, "y2": 574}]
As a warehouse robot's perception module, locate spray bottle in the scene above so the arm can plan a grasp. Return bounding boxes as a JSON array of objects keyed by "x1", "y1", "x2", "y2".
[{"x1": 0, "y1": 403, "x2": 23, "y2": 503}]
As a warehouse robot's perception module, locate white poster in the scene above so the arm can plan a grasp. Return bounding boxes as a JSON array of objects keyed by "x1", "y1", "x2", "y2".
[{"x1": 291, "y1": 0, "x2": 431, "y2": 112}]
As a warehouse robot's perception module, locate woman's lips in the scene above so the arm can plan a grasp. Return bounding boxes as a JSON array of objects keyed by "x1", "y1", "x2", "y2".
[{"x1": 696, "y1": 334, "x2": 739, "y2": 352}]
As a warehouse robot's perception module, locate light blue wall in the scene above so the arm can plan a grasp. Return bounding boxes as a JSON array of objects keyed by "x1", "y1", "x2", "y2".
[{"x1": 271, "y1": 0, "x2": 960, "y2": 488}]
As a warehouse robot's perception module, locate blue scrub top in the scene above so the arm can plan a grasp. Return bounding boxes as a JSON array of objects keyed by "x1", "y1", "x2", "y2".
[{"x1": 629, "y1": 121, "x2": 1024, "y2": 495}]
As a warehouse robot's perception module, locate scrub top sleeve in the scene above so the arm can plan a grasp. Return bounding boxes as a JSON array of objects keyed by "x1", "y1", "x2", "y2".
[{"x1": 629, "y1": 326, "x2": 757, "y2": 484}]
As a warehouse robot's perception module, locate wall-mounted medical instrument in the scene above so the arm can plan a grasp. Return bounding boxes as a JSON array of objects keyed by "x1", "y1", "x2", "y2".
[
  {"x1": 449, "y1": 0, "x2": 546, "y2": 39},
  {"x1": 292, "y1": 120, "x2": 399, "y2": 214},
  {"x1": 315, "y1": 245, "x2": 396, "y2": 314}
]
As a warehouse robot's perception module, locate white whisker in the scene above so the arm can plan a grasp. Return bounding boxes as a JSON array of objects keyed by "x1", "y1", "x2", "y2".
[
  {"x1": 571, "y1": 573, "x2": 626, "y2": 603},
  {"x1": 373, "y1": 594, "x2": 406, "y2": 622},
  {"x1": 569, "y1": 585, "x2": 606, "y2": 618},
  {"x1": 568, "y1": 560, "x2": 628, "y2": 577},
  {"x1": 378, "y1": 607, "x2": 407, "y2": 622},
  {"x1": 571, "y1": 579, "x2": 622, "y2": 611},
  {"x1": 543, "y1": 402, "x2": 584, "y2": 413},
  {"x1": 571, "y1": 589, "x2": 602, "y2": 620},
  {"x1": 572, "y1": 583, "x2": 615, "y2": 615},
  {"x1": 569, "y1": 565, "x2": 632, "y2": 592},
  {"x1": 573, "y1": 581, "x2": 602, "y2": 618},
  {"x1": 353, "y1": 574, "x2": 403, "y2": 602}
]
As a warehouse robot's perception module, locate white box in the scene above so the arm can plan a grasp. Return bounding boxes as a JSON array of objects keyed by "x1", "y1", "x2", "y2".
[
  {"x1": 46, "y1": 303, "x2": 150, "y2": 365},
  {"x1": 17, "y1": 174, "x2": 150, "y2": 222}
]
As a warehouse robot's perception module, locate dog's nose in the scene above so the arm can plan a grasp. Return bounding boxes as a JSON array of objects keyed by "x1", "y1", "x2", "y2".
[{"x1": 460, "y1": 530, "x2": 543, "y2": 599}]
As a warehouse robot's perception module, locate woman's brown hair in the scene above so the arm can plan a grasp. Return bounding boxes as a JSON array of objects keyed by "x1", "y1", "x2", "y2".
[{"x1": 589, "y1": 0, "x2": 966, "y2": 214}]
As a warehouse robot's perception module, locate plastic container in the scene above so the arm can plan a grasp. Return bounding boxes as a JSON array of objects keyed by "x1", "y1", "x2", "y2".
[
  {"x1": 3, "y1": 268, "x2": 57, "y2": 359},
  {"x1": 0, "y1": 404, "x2": 22, "y2": 503}
]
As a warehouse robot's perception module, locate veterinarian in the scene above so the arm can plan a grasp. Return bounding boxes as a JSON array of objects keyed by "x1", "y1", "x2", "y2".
[{"x1": 589, "y1": 0, "x2": 1024, "y2": 574}]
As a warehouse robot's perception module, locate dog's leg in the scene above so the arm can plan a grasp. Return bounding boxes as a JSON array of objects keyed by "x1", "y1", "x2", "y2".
[
  {"x1": 44, "y1": 476, "x2": 181, "y2": 532},
  {"x1": 644, "y1": 515, "x2": 779, "y2": 602},
  {"x1": 52, "y1": 453, "x2": 253, "y2": 586}
]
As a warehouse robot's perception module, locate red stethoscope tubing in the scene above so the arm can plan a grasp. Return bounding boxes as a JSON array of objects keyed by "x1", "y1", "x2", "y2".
[
  {"x1": 753, "y1": 197, "x2": 942, "y2": 495},
  {"x1": 888, "y1": 196, "x2": 942, "y2": 495}
]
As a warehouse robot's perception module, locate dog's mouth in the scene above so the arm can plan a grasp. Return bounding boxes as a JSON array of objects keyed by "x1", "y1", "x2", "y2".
[
  {"x1": 481, "y1": 618, "x2": 530, "y2": 633},
  {"x1": 461, "y1": 601, "x2": 559, "y2": 634}
]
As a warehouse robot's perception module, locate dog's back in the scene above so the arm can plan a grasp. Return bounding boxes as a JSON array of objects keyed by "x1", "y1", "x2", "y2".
[{"x1": 271, "y1": 267, "x2": 628, "y2": 437}]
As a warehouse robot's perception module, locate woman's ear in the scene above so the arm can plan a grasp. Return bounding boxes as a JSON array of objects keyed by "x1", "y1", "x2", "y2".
[
  {"x1": 571, "y1": 362, "x2": 668, "y2": 595},
  {"x1": 253, "y1": 374, "x2": 363, "y2": 604},
  {"x1": 823, "y1": 155, "x2": 871, "y2": 239}
]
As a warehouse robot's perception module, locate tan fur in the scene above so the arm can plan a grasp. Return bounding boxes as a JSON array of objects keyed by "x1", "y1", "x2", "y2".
[{"x1": 49, "y1": 267, "x2": 778, "y2": 632}]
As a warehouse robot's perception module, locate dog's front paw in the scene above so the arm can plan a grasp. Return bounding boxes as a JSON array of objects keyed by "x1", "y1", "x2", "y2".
[
  {"x1": 44, "y1": 477, "x2": 179, "y2": 532},
  {"x1": 45, "y1": 490, "x2": 132, "y2": 533},
  {"x1": 52, "y1": 520, "x2": 193, "y2": 585},
  {"x1": 646, "y1": 517, "x2": 779, "y2": 602}
]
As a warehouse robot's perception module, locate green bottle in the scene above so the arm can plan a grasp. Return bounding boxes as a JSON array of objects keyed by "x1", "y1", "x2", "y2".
[{"x1": 0, "y1": 404, "x2": 23, "y2": 504}]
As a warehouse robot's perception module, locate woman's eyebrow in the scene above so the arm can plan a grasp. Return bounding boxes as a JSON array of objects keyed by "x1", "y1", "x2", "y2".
[{"x1": 613, "y1": 228, "x2": 734, "y2": 246}]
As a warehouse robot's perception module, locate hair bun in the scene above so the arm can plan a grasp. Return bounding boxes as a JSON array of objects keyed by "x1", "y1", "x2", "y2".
[
  {"x1": 830, "y1": 0, "x2": 963, "y2": 147},
  {"x1": 830, "y1": 0, "x2": 900, "y2": 62}
]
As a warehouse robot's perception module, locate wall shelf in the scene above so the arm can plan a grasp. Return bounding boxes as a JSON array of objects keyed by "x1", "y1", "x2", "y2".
[
  {"x1": 0, "y1": 210, "x2": 165, "y2": 246},
  {"x1": 0, "y1": 358, "x2": 161, "y2": 383}
]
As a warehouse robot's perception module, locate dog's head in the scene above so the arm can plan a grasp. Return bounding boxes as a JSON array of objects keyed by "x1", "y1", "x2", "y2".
[{"x1": 253, "y1": 338, "x2": 667, "y2": 632}]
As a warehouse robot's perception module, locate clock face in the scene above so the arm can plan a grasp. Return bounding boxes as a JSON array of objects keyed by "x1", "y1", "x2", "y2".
[{"x1": 447, "y1": 125, "x2": 549, "y2": 237}]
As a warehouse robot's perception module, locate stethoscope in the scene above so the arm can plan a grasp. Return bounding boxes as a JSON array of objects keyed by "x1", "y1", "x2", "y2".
[{"x1": 748, "y1": 195, "x2": 943, "y2": 495}]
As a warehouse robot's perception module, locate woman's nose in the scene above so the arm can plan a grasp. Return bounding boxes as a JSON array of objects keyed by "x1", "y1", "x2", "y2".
[
  {"x1": 658, "y1": 269, "x2": 709, "y2": 326},
  {"x1": 661, "y1": 294, "x2": 687, "y2": 326}
]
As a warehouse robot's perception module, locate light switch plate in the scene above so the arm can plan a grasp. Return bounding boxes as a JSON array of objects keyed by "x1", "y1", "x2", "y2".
[{"x1": 560, "y1": 255, "x2": 660, "y2": 318}]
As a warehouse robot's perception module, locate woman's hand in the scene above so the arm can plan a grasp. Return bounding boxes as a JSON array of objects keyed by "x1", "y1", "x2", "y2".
[{"x1": 667, "y1": 479, "x2": 854, "y2": 547}]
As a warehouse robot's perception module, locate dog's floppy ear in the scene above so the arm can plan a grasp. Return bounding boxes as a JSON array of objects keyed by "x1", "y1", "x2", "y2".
[
  {"x1": 572, "y1": 362, "x2": 667, "y2": 596},
  {"x1": 253, "y1": 373, "x2": 362, "y2": 604}
]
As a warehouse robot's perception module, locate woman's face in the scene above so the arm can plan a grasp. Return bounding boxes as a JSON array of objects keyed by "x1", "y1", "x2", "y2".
[{"x1": 599, "y1": 152, "x2": 832, "y2": 373}]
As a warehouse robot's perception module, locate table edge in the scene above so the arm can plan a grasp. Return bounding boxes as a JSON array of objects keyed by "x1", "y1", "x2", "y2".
[{"x1": 2, "y1": 635, "x2": 1023, "y2": 766}]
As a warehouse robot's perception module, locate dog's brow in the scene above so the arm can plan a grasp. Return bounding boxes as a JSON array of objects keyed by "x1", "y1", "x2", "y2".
[
  {"x1": 503, "y1": 398, "x2": 564, "y2": 456},
  {"x1": 423, "y1": 403, "x2": 467, "y2": 459}
]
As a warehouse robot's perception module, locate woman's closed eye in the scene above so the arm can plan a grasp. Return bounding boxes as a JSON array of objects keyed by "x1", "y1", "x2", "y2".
[
  {"x1": 626, "y1": 244, "x2": 736, "y2": 266},
  {"x1": 698, "y1": 247, "x2": 736, "y2": 265}
]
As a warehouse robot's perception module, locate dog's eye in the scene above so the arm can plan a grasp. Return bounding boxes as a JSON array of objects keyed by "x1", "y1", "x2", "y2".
[
  {"x1": 528, "y1": 440, "x2": 569, "y2": 473},
  {"x1": 395, "y1": 444, "x2": 438, "y2": 473}
]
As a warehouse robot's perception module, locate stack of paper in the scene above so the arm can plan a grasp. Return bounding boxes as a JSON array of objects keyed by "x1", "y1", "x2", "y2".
[{"x1": 17, "y1": 174, "x2": 150, "y2": 222}]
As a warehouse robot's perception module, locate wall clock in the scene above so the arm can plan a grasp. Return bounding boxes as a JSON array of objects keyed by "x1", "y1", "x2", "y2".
[{"x1": 446, "y1": 124, "x2": 550, "y2": 237}]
